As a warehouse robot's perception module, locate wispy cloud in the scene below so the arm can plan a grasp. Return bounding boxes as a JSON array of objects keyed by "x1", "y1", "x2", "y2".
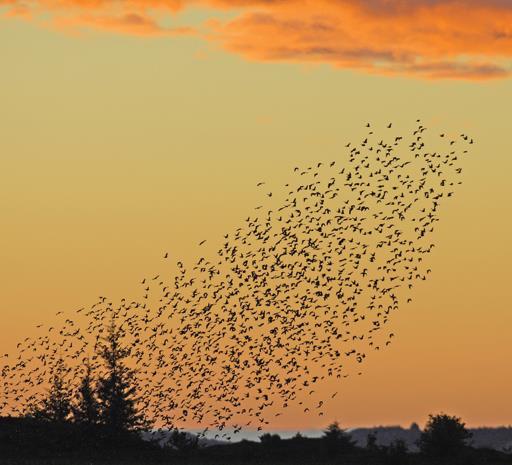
[
  {"x1": 2, "y1": 0, "x2": 512, "y2": 80},
  {"x1": 52, "y1": 12, "x2": 194, "y2": 36}
]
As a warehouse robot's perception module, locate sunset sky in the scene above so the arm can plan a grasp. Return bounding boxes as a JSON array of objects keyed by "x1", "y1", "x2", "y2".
[{"x1": 1, "y1": 0, "x2": 512, "y2": 430}]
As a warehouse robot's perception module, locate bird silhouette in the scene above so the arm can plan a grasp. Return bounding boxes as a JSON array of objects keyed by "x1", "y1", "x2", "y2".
[{"x1": 0, "y1": 121, "x2": 474, "y2": 441}]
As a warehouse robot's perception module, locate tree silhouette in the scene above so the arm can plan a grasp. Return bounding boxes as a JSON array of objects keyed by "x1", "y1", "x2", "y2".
[
  {"x1": 389, "y1": 438, "x2": 407, "y2": 454},
  {"x1": 322, "y1": 421, "x2": 356, "y2": 457},
  {"x1": 384, "y1": 438, "x2": 408, "y2": 465},
  {"x1": 73, "y1": 359, "x2": 100, "y2": 426},
  {"x1": 418, "y1": 413, "x2": 472, "y2": 457},
  {"x1": 260, "y1": 432, "x2": 282, "y2": 446},
  {"x1": 96, "y1": 316, "x2": 148, "y2": 436},
  {"x1": 366, "y1": 431, "x2": 378, "y2": 451},
  {"x1": 27, "y1": 357, "x2": 71, "y2": 423},
  {"x1": 165, "y1": 429, "x2": 199, "y2": 453}
]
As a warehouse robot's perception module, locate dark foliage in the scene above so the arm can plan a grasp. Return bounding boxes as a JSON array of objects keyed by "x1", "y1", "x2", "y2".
[
  {"x1": 1, "y1": 349, "x2": 508, "y2": 465},
  {"x1": 165, "y1": 428, "x2": 199, "y2": 454},
  {"x1": 96, "y1": 318, "x2": 149, "y2": 436},
  {"x1": 73, "y1": 359, "x2": 100, "y2": 426},
  {"x1": 259, "y1": 432, "x2": 282, "y2": 446},
  {"x1": 322, "y1": 421, "x2": 357, "y2": 457},
  {"x1": 384, "y1": 438, "x2": 409, "y2": 465},
  {"x1": 1, "y1": 416, "x2": 512, "y2": 465},
  {"x1": 418, "y1": 413, "x2": 472, "y2": 457},
  {"x1": 366, "y1": 431, "x2": 378, "y2": 451},
  {"x1": 26, "y1": 358, "x2": 72, "y2": 423}
]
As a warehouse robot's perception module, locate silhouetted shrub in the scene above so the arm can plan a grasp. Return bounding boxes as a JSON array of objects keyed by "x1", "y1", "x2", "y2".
[
  {"x1": 418, "y1": 413, "x2": 472, "y2": 457},
  {"x1": 322, "y1": 421, "x2": 356, "y2": 457},
  {"x1": 386, "y1": 438, "x2": 409, "y2": 464},
  {"x1": 260, "y1": 432, "x2": 282, "y2": 446},
  {"x1": 366, "y1": 431, "x2": 379, "y2": 451},
  {"x1": 165, "y1": 428, "x2": 199, "y2": 454}
]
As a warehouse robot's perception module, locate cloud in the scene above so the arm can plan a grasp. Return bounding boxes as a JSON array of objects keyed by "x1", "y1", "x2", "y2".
[
  {"x1": 209, "y1": 1, "x2": 512, "y2": 80},
  {"x1": 52, "y1": 12, "x2": 194, "y2": 36},
  {"x1": 2, "y1": 0, "x2": 512, "y2": 80}
]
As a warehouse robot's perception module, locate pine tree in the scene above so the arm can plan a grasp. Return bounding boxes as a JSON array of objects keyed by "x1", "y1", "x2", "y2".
[
  {"x1": 322, "y1": 421, "x2": 356, "y2": 457},
  {"x1": 73, "y1": 359, "x2": 100, "y2": 425},
  {"x1": 96, "y1": 316, "x2": 147, "y2": 436},
  {"x1": 28, "y1": 357, "x2": 72, "y2": 423}
]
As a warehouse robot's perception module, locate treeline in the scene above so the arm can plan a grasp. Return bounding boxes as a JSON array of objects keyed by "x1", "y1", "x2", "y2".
[
  {"x1": 1, "y1": 414, "x2": 512, "y2": 464},
  {"x1": 0, "y1": 318, "x2": 154, "y2": 462},
  {"x1": 1, "y1": 320, "x2": 511, "y2": 464},
  {"x1": 23, "y1": 319, "x2": 148, "y2": 434},
  {"x1": 198, "y1": 417, "x2": 510, "y2": 465}
]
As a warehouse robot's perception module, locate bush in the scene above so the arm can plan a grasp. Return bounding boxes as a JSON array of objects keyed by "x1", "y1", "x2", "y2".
[
  {"x1": 322, "y1": 421, "x2": 356, "y2": 457},
  {"x1": 418, "y1": 413, "x2": 472, "y2": 457}
]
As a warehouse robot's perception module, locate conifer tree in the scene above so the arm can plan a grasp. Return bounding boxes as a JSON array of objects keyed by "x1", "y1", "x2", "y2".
[
  {"x1": 73, "y1": 359, "x2": 100, "y2": 425},
  {"x1": 28, "y1": 357, "x2": 72, "y2": 423},
  {"x1": 322, "y1": 421, "x2": 356, "y2": 457},
  {"x1": 96, "y1": 316, "x2": 147, "y2": 435}
]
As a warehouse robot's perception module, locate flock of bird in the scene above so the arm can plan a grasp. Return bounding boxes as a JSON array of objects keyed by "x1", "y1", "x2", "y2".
[{"x1": 0, "y1": 121, "x2": 473, "y2": 440}]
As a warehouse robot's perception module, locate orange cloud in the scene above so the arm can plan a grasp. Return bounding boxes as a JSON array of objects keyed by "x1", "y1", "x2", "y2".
[
  {"x1": 209, "y1": 1, "x2": 512, "y2": 80},
  {"x1": 52, "y1": 12, "x2": 194, "y2": 36},
  {"x1": 1, "y1": 0, "x2": 512, "y2": 79}
]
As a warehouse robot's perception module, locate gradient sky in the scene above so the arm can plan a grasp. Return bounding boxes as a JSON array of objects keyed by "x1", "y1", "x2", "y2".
[{"x1": 1, "y1": 0, "x2": 512, "y2": 430}]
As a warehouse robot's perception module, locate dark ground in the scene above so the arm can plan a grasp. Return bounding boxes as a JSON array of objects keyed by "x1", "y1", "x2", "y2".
[{"x1": 1, "y1": 417, "x2": 511, "y2": 465}]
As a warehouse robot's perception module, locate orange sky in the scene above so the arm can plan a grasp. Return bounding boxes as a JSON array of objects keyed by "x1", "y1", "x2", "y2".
[{"x1": 1, "y1": 0, "x2": 512, "y2": 430}]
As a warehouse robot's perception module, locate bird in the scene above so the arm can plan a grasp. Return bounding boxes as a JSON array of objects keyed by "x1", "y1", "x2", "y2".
[{"x1": 0, "y1": 120, "x2": 473, "y2": 443}]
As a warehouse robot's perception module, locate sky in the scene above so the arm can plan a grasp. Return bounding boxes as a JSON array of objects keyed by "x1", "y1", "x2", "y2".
[{"x1": 1, "y1": 0, "x2": 512, "y2": 430}]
